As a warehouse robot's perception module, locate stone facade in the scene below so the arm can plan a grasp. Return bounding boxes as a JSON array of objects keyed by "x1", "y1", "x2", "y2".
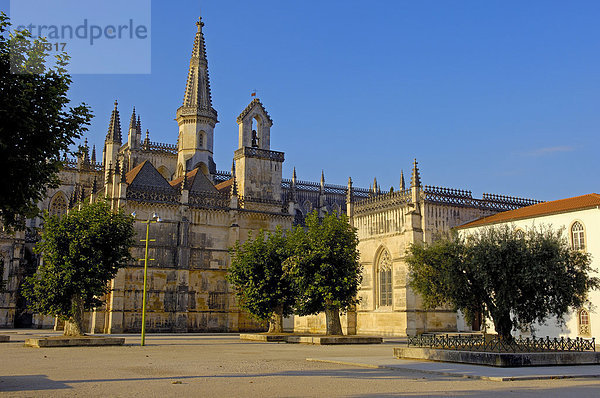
[
  {"x1": 294, "y1": 164, "x2": 541, "y2": 337},
  {"x1": 0, "y1": 15, "x2": 540, "y2": 336}
]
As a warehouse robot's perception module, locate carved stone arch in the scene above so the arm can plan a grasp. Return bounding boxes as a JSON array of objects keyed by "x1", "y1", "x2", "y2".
[
  {"x1": 157, "y1": 165, "x2": 171, "y2": 180},
  {"x1": 374, "y1": 246, "x2": 393, "y2": 308},
  {"x1": 237, "y1": 99, "x2": 273, "y2": 150},
  {"x1": 48, "y1": 191, "x2": 68, "y2": 217},
  {"x1": 193, "y1": 162, "x2": 209, "y2": 176},
  {"x1": 303, "y1": 200, "x2": 313, "y2": 214}
]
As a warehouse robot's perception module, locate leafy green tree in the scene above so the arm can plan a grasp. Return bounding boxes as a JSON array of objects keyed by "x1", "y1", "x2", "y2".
[
  {"x1": 287, "y1": 211, "x2": 362, "y2": 335},
  {"x1": 24, "y1": 201, "x2": 135, "y2": 336},
  {"x1": 0, "y1": 13, "x2": 93, "y2": 231},
  {"x1": 406, "y1": 226, "x2": 599, "y2": 341},
  {"x1": 228, "y1": 227, "x2": 295, "y2": 333}
]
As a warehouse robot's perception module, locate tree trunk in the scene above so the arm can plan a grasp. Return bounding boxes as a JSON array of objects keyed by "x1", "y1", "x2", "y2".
[
  {"x1": 324, "y1": 302, "x2": 343, "y2": 335},
  {"x1": 267, "y1": 306, "x2": 284, "y2": 334},
  {"x1": 492, "y1": 312, "x2": 513, "y2": 342},
  {"x1": 63, "y1": 294, "x2": 85, "y2": 336}
]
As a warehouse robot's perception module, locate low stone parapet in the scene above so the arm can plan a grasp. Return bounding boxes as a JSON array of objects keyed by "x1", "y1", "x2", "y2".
[
  {"x1": 394, "y1": 347, "x2": 600, "y2": 367},
  {"x1": 240, "y1": 333, "x2": 382, "y2": 345},
  {"x1": 25, "y1": 336, "x2": 125, "y2": 348},
  {"x1": 239, "y1": 333, "x2": 287, "y2": 342}
]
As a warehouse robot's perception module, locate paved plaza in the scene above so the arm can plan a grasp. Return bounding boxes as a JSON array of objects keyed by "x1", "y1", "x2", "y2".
[{"x1": 1, "y1": 330, "x2": 600, "y2": 397}]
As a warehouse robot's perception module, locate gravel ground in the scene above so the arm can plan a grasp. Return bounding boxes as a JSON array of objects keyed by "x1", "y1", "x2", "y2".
[{"x1": 1, "y1": 331, "x2": 599, "y2": 397}]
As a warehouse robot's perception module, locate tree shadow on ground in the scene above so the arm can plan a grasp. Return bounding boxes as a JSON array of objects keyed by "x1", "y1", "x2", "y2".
[{"x1": 0, "y1": 375, "x2": 71, "y2": 392}]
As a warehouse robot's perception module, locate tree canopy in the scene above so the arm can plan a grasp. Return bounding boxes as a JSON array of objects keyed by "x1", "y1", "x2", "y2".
[
  {"x1": 24, "y1": 201, "x2": 135, "y2": 335},
  {"x1": 286, "y1": 211, "x2": 362, "y2": 335},
  {"x1": 0, "y1": 12, "x2": 93, "y2": 230},
  {"x1": 406, "y1": 225, "x2": 599, "y2": 340},
  {"x1": 227, "y1": 227, "x2": 295, "y2": 333}
]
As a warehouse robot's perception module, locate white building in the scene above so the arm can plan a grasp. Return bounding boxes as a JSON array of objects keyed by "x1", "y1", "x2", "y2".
[{"x1": 457, "y1": 193, "x2": 600, "y2": 339}]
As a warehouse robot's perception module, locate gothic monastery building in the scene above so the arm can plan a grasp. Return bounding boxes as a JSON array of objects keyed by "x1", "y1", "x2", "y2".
[{"x1": 0, "y1": 16, "x2": 541, "y2": 336}]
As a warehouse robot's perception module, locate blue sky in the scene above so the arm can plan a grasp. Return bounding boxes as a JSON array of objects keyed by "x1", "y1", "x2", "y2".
[{"x1": 3, "y1": 1, "x2": 599, "y2": 201}]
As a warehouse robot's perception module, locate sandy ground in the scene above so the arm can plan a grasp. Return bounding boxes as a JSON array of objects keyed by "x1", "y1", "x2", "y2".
[{"x1": 1, "y1": 331, "x2": 599, "y2": 397}]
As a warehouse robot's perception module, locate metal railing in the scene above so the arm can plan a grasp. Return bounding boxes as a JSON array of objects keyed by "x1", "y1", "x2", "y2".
[{"x1": 407, "y1": 334, "x2": 596, "y2": 352}]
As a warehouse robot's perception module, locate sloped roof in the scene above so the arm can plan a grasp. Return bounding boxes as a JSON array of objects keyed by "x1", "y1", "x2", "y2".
[
  {"x1": 126, "y1": 161, "x2": 173, "y2": 189},
  {"x1": 214, "y1": 178, "x2": 234, "y2": 194},
  {"x1": 170, "y1": 167, "x2": 218, "y2": 193},
  {"x1": 458, "y1": 193, "x2": 600, "y2": 229}
]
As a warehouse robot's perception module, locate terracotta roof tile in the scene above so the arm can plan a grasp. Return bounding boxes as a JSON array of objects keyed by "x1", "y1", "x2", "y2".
[
  {"x1": 125, "y1": 161, "x2": 148, "y2": 184},
  {"x1": 215, "y1": 178, "x2": 233, "y2": 194},
  {"x1": 458, "y1": 193, "x2": 600, "y2": 229}
]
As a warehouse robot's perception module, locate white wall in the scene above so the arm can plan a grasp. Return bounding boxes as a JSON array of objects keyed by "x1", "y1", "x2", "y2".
[{"x1": 460, "y1": 207, "x2": 600, "y2": 339}]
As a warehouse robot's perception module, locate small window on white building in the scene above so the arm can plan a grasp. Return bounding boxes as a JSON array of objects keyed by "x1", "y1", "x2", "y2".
[
  {"x1": 578, "y1": 308, "x2": 591, "y2": 337},
  {"x1": 571, "y1": 221, "x2": 585, "y2": 251}
]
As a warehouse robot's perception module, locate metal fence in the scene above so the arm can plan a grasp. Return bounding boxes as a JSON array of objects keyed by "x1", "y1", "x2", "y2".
[{"x1": 407, "y1": 334, "x2": 596, "y2": 352}]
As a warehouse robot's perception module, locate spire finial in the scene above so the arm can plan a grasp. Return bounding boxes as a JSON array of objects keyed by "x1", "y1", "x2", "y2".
[
  {"x1": 373, "y1": 177, "x2": 378, "y2": 194},
  {"x1": 91, "y1": 145, "x2": 96, "y2": 164},
  {"x1": 106, "y1": 100, "x2": 122, "y2": 143},
  {"x1": 292, "y1": 167, "x2": 297, "y2": 185},
  {"x1": 129, "y1": 107, "x2": 137, "y2": 132},
  {"x1": 145, "y1": 129, "x2": 150, "y2": 144},
  {"x1": 400, "y1": 170, "x2": 406, "y2": 191},
  {"x1": 136, "y1": 115, "x2": 141, "y2": 135},
  {"x1": 411, "y1": 159, "x2": 421, "y2": 188}
]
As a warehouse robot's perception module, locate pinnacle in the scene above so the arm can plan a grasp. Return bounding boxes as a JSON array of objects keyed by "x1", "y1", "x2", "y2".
[
  {"x1": 411, "y1": 159, "x2": 421, "y2": 188},
  {"x1": 106, "y1": 100, "x2": 122, "y2": 143}
]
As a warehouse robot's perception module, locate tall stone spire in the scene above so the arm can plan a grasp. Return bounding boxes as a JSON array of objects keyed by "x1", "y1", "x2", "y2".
[
  {"x1": 320, "y1": 170, "x2": 325, "y2": 193},
  {"x1": 292, "y1": 167, "x2": 297, "y2": 186},
  {"x1": 176, "y1": 15, "x2": 219, "y2": 177},
  {"x1": 411, "y1": 159, "x2": 421, "y2": 188},
  {"x1": 106, "y1": 100, "x2": 122, "y2": 143},
  {"x1": 400, "y1": 170, "x2": 406, "y2": 191},
  {"x1": 91, "y1": 145, "x2": 96, "y2": 164},
  {"x1": 181, "y1": 16, "x2": 217, "y2": 118}
]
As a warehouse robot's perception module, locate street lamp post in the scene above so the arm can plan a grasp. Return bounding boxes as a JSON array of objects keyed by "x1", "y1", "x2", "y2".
[{"x1": 132, "y1": 211, "x2": 161, "y2": 346}]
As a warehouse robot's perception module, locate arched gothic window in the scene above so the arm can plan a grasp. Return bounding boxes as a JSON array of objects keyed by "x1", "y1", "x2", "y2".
[
  {"x1": 49, "y1": 192, "x2": 67, "y2": 217},
  {"x1": 571, "y1": 221, "x2": 585, "y2": 251},
  {"x1": 578, "y1": 308, "x2": 591, "y2": 337},
  {"x1": 377, "y1": 248, "x2": 393, "y2": 307},
  {"x1": 198, "y1": 131, "x2": 205, "y2": 148}
]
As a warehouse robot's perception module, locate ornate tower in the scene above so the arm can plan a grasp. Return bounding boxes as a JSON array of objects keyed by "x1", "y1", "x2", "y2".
[
  {"x1": 176, "y1": 16, "x2": 218, "y2": 177},
  {"x1": 103, "y1": 100, "x2": 122, "y2": 181},
  {"x1": 234, "y1": 99, "x2": 284, "y2": 203}
]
